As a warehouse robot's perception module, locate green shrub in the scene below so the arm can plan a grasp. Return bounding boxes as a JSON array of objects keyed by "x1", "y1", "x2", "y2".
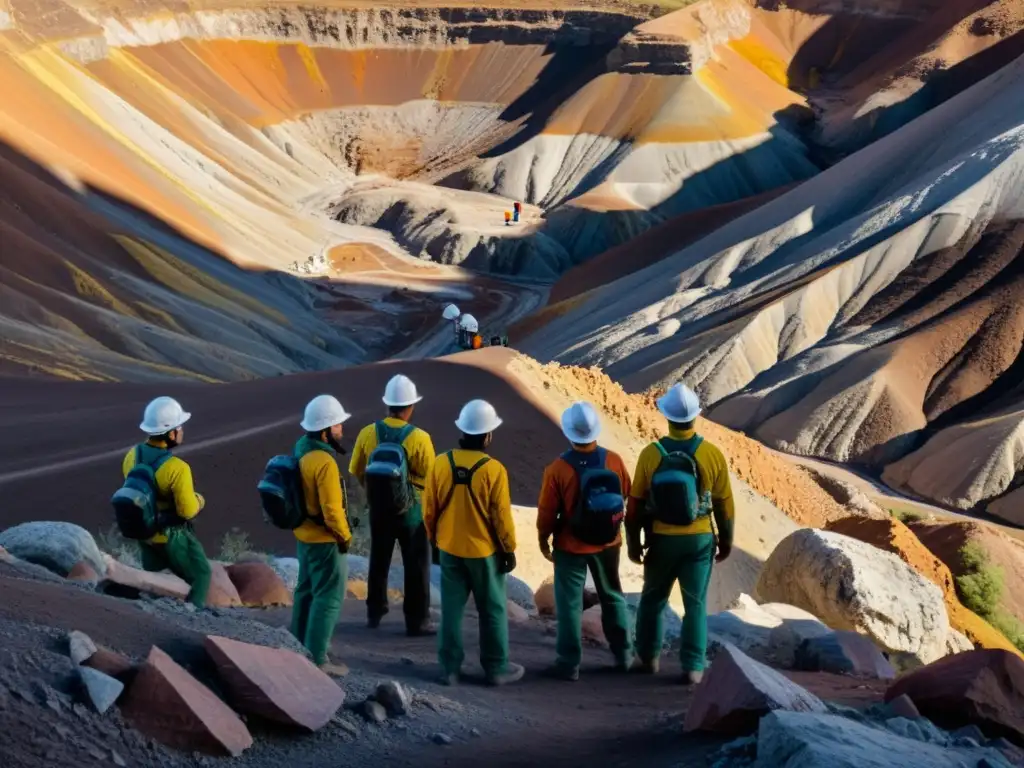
[
  {"x1": 890, "y1": 508, "x2": 925, "y2": 524},
  {"x1": 955, "y1": 541, "x2": 1024, "y2": 652}
]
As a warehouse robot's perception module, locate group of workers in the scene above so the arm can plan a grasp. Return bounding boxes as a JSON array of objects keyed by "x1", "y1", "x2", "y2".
[
  {"x1": 116, "y1": 376, "x2": 733, "y2": 685},
  {"x1": 504, "y1": 201, "x2": 522, "y2": 226},
  {"x1": 443, "y1": 304, "x2": 509, "y2": 352}
]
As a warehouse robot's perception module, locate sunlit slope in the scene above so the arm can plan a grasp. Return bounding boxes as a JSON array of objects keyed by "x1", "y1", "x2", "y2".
[{"x1": 518, "y1": 51, "x2": 1024, "y2": 513}]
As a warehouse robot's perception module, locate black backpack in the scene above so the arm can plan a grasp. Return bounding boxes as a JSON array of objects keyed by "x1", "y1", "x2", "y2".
[
  {"x1": 648, "y1": 436, "x2": 712, "y2": 526},
  {"x1": 111, "y1": 446, "x2": 174, "y2": 540},
  {"x1": 434, "y1": 452, "x2": 502, "y2": 550},
  {"x1": 560, "y1": 448, "x2": 625, "y2": 546},
  {"x1": 364, "y1": 422, "x2": 416, "y2": 516},
  {"x1": 257, "y1": 454, "x2": 307, "y2": 529}
]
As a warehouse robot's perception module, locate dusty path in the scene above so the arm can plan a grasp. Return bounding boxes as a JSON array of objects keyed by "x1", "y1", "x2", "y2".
[{"x1": 0, "y1": 567, "x2": 888, "y2": 768}]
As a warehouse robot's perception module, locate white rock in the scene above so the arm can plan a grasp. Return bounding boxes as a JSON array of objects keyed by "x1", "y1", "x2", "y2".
[
  {"x1": 944, "y1": 627, "x2": 974, "y2": 655},
  {"x1": 68, "y1": 630, "x2": 98, "y2": 666},
  {"x1": 375, "y1": 681, "x2": 410, "y2": 717},
  {"x1": 755, "y1": 710, "x2": 1008, "y2": 767},
  {"x1": 78, "y1": 666, "x2": 124, "y2": 714},
  {"x1": 0, "y1": 522, "x2": 106, "y2": 577},
  {"x1": 269, "y1": 557, "x2": 300, "y2": 592},
  {"x1": 756, "y1": 530, "x2": 948, "y2": 665},
  {"x1": 707, "y1": 601, "x2": 827, "y2": 668},
  {"x1": 506, "y1": 600, "x2": 531, "y2": 625}
]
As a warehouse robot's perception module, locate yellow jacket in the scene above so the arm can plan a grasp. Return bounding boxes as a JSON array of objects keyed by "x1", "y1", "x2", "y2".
[
  {"x1": 629, "y1": 425, "x2": 734, "y2": 539},
  {"x1": 422, "y1": 449, "x2": 516, "y2": 559},
  {"x1": 291, "y1": 435, "x2": 352, "y2": 546},
  {"x1": 348, "y1": 417, "x2": 436, "y2": 490},
  {"x1": 122, "y1": 442, "x2": 204, "y2": 544}
]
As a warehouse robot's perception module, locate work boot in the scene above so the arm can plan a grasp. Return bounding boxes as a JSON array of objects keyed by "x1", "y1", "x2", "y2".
[
  {"x1": 367, "y1": 616, "x2": 382, "y2": 629},
  {"x1": 319, "y1": 660, "x2": 350, "y2": 677},
  {"x1": 631, "y1": 657, "x2": 660, "y2": 675},
  {"x1": 485, "y1": 662, "x2": 525, "y2": 687},
  {"x1": 681, "y1": 669, "x2": 704, "y2": 686},
  {"x1": 542, "y1": 663, "x2": 580, "y2": 682},
  {"x1": 407, "y1": 621, "x2": 438, "y2": 638}
]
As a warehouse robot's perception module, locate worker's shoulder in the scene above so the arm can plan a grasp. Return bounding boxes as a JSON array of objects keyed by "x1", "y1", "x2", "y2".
[
  {"x1": 600, "y1": 447, "x2": 630, "y2": 473},
  {"x1": 299, "y1": 448, "x2": 338, "y2": 473},
  {"x1": 404, "y1": 423, "x2": 433, "y2": 446},
  {"x1": 694, "y1": 435, "x2": 727, "y2": 465}
]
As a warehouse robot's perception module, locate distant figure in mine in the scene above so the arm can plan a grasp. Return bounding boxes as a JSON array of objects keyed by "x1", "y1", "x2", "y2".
[
  {"x1": 513, "y1": 201, "x2": 521, "y2": 223},
  {"x1": 504, "y1": 210, "x2": 512, "y2": 226}
]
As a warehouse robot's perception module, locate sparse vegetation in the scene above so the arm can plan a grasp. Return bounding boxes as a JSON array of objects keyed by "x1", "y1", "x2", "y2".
[
  {"x1": 219, "y1": 527, "x2": 257, "y2": 563},
  {"x1": 890, "y1": 508, "x2": 925, "y2": 524},
  {"x1": 955, "y1": 541, "x2": 1024, "y2": 652},
  {"x1": 95, "y1": 524, "x2": 141, "y2": 568}
]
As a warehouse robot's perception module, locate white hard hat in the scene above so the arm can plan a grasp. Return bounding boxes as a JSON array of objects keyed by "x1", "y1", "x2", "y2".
[
  {"x1": 560, "y1": 401, "x2": 601, "y2": 444},
  {"x1": 300, "y1": 394, "x2": 351, "y2": 432},
  {"x1": 459, "y1": 314, "x2": 479, "y2": 333},
  {"x1": 383, "y1": 374, "x2": 422, "y2": 408},
  {"x1": 442, "y1": 304, "x2": 461, "y2": 321},
  {"x1": 140, "y1": 397, "x2": 191, "y2": 435},
  {"x1": 656, "y1": 383, "x2": 702, "y2": 423},
  {"x1": 455, "y1": 399, "x2": 502, "y2": 435}
]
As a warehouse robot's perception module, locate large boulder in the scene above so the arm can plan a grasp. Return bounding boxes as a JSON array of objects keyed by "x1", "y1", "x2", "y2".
[
  {"x1": 99, "y1": 554, "x2": 189, "y2": 601},
  {"x1": 208, "y1": 563, "x2": 242, "y2": 608},
  {"x1": 581, "y1": 605, "x2": 607, "y2": 645},
  {"x1": 884, "y1": 649, "x2": 1024, "y2": 745},
  {"x1": 204, "y1": 635, "x2": 343, "y2": 731},
  {"x1": 794, "y1": 631, "x2": 895, "y2": 680},
  {"x1": 755, "y1": 710, "x2": 1012, "y2": 767},
  {"x1": 0, "y1": 522, "x2": 106, "y2": 577},
  {"x1": 684, "y1": 643, "x2": 828, "y2": 736},
  {"x1": 226, "y1": 562, "x2": 292, "y2": 607},
  {"x1": 121, "y1": 646, "x2": 252, "y2": 756},
  {"x1": 269, "y1": 557, "x2": 299, "y2": 592},
  {"x1": 756, "y1": 529, "x2": 949, "y2": 665}
]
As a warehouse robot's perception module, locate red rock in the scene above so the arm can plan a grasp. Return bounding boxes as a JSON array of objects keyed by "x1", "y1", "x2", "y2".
[
  {"x1": 885, "y1": 649, "x2": 1024, "y2": 745},
  {"x1": 121, "y1": 646, "x2": 252, "y2": 756},
  {"x1": 534, "y1": 577, "x2": 598, "y2": 616},
  {"x1": 67, "y1": 561, "x2": 99, "y2": 583},
  {"x1": 206, "y1": 563, "x2": 242, "y2": 608},
  {"x1": 684, "y1": 643, "x2": 828, "y2": 736},
  {"x1": 581, "y1": 605, "x2": 607, "y2": 645},
  {"x1": 84, "y1": 648, "x2": 136, "y2": 682},
  {"x1": 225, "y1": 562, "x2": 292, "y2": 608},
  {"x1": 204, "y1": 635, "x2": 344, "y2": 731},
  {"x1": 100, "y1": 555, "x2": 189, "y2": 600}
]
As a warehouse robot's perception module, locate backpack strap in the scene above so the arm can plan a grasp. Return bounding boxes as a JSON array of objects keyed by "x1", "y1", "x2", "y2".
[
  {"x1": 435, "y1": 453, "x2": 501, "y2": 552},
  {"x1": 396, "y1": 424, "x2": 415, "y2": 444}
]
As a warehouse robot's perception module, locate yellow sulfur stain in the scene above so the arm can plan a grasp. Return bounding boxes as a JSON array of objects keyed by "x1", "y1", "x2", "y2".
[
  {"x1": 295, "y1": 42, "x2": 330, "y2": 95},
  {"x1": 727, "y1": 35, "x2": 790, "y2": 88},
  {"x1": 115, "y1": 236, "x2": 289, "y2": 326},
  {"x1": 64, "y1": 259, "x2": 141, "y2": 318}
]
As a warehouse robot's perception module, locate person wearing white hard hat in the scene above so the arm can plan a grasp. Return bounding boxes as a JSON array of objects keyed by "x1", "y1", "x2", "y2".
[
  {"x1": 536, "y1": 402, "x2": 634, "y2": 681},
  {"x1": 457, "y1": 314, "x2": 482, "y2": 351},
  {"x1": 422, "y1": 399, "x2": 524, "y2": 687},
  {"x1": 627, "y1": 383, "x2": 734, "y2": 685},
  {"x1": 120, "y1": 397, "x2": 211, "y2": 609},
  {"x1": 290, "y1": 394, "x2": 354, "y2": 677},
  {"x1": 349, "y1": 374, "x2": 437, "y2": 636}
]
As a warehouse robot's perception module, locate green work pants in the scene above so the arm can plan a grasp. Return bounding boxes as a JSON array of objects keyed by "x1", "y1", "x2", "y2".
[
  {"x1": 291, "y1": 541, "x2": 347, "y2": 665},
  {"x1": 635, "y1": 533, "x2": 715, "y2": 672},
  {"x1": 554, "y1": 547, "x2": 633, "y2": 668},
  {"x1": 140, "y1": 526, "x2": 212, "y2": 609},
  {"x1": 438, "y1": 551, "x2": 509, "y2": 677}
]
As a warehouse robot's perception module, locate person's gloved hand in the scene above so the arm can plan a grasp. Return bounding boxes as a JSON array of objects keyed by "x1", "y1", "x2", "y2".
[
  {"x1": 337, "y1": 538, "x2": 351, "y2": 554},
  {"x1": 195, "y1": 493, "x2": 205, "y2": 512},
  {"x1": 499, "y1": 552, "x2": 517, "y2": 574},
  {"x1": 539, "y1": 534, "x2": 553, "y2": 563},
  {"x1": 715, "y1": 541, "x2": 732, "y2": 563}
]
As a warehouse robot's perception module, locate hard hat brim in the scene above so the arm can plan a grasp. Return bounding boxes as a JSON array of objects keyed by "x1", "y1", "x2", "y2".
[
  {"x1": 455, "y1": 416, "x2": 503, "y2": 435},
  {"x1": 656, "y1": 397, "x2": 701, "y2": 423},
  {"x1": 382, "y1": 394, "x2": 423, "y2": 407},
  {"x1": 560, "y1": 411, "x2": 601, "y2": 444},
  {"x1": 139, "y1": 411, "x2": 191, "y2": 435},
  {"x1": 300, "y1": 411, "x2": 352, "y2": 432}
]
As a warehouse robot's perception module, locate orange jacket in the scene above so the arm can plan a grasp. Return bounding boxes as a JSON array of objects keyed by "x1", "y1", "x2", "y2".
[
  {"x1": 536, "y1": 445, "x2": 631, "y2": 554},
  {"x1": 471, "y1": 334, "x2": 483, "y2": 349}
]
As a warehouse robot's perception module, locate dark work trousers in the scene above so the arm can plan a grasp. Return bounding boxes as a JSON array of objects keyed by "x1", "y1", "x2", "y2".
[{"x1": 368, "y1": 514, "x2": 432, "y2": 631}]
